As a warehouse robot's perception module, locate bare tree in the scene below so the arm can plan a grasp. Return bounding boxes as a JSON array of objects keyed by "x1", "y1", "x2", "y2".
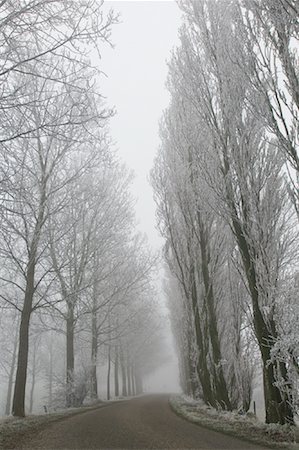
[
  {"x1": 152, "y1": 0, "x2": 298, "y2": 424},
  {"x1": 0, "y1": 52, "x2": 111, "y2": 415},
  {"x1": 0, "y1": 0, "x2": 117, "y2": 143},
  {"x1": 240, "y1": 0, "x2": 298, "y2": 214}
]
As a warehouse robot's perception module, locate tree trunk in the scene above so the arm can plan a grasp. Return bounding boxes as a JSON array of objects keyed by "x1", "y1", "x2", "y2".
[
  {"x1": 130, "y1": 364, "x2": 135, "y2": 396},
  {"x1": 29, "y1": 358, "x2": 36, "y2": 414},
  {"x1": 107, "y1": 345, "x2": 111, "y2": 400},
  {"x1": 12, "y1": 260, "x2": 36, "y2": 417},
  {"x1": 5, "y1": 327, "x2": 18, "y2": 415},
  {"x1": 186, "y1": 329, "x2": 198, "y2": 398},
  {"x1": 220, "y1": 147, "x2": 294, "y2": 423},
  {"x1": 120, "y1": 344, "x2": 127, "y2": 397},
  {"x1": 232, "y1": 210, "x2": 294, "y2": 424},
  {"x1": 66, "y1": 302, "x2": 75, "y2": 408},
  {"x1": 178, "y1": 350, "x2": 189, "y2": 395},
  {"x1": 127, "y1": 359, "x2": 132, "y2": 396},
  {"x1": 90, "y1": 309, "x2": 98, "y2": 399},
  {"x1": 189, "y1": 263, "x2": 215, "y2": 407},
  {"x1": 114, "y1": 346, "x2": 119, "y2": 397},
  {"x1": 257, "y1": 313, "x2": 293, "y2": 424},
  {"x1": 12, "y1": 169, "x2": 46, "y2": 417},
  {"x1": 135, "y1": 367, "x2": 143, "y2": 395},
  {"x1": 198, "y1": 221, "x2": 232, "y2": 410},
  {"x1": 259, "y1": 322, "x2": 293, "y2": 424},
  {"x1": 48, "y1": 335, "x2": 53, "y2": 410}
]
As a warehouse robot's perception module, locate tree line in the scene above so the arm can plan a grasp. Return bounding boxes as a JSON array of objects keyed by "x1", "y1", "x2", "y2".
[
  {"x1": 0, "y1": 0, "x2": 162, "y2": 417},
  {"x1": 152, "y1": 0, "x2": 298, "y2": 425}
]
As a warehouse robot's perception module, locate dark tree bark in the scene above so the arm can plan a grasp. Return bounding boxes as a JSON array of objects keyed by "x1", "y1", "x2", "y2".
[
  {"x1": 5, "y1": 328, "x2": 18, "y2": 415},
  {"x1": 66, "y1": 302, "x2": 75, "y2": 407},
  {"x1": 107, "y1": 344, "x2": 111, "y2": 400},
  {"x1": 48, "y1": 336, "x2": 53, "y2": 409},
  {"x1": 29, "y1": 336, "x2": 40, "y2": 414},
  {"x1": 12, "y1": 176, "x2": 46, "y2": 417},
  {"x1": 12, "y1": 259, "x2": 36, "y2": 417},
  {"x1": 29, "y1": 354, "x2": 36, "y2": 414},
  {"x1": 120, "y1": 344, "x2": 127, "y2": 397},
  {"x1": 228, "y1": 181, "x2": 294, "y2": 424},
  {"x1": 127, "y1": 358, "x2": 132, "y2": 396},
  {"x1": 187, "y1": 146, "x2": 231, "y2": 409},
  {"x1": 186, "y1": 326, "x2": 198, "y2": 398},
  {"x1": 114, "y1": 346, "x2": 119, "y2": 397},
  {"x1": 189, "y1": 262, "x2": 215, "y2": 407},
  {"x1": 198, "y1": 219, "x2": 232, "y2": 410},
  {"x1": 130, "y1": 364, "x2": 135, "y2": 396},
  {"x1": 90, "y1": 309, "x2": 98, "y2": 399}
]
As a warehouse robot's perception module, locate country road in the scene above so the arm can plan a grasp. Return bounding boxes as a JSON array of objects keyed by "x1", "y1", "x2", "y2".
[{"x1": 18, "y1": 395, "x2": 271, "y2": 449}]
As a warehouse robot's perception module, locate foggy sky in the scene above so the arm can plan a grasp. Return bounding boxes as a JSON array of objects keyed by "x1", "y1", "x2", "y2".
[
  {"x1": 99, "y1": 1, "x2": 182, "y2": 391},
  {"x1": 100, "y1": 1, "x2": 181, "y2": 250}
]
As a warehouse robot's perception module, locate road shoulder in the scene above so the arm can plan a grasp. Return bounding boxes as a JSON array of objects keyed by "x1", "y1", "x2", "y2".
[
  {"x1": 169, "y1": 395, "x2": 299, "y2": 450},
  {"x1": 0, "y1": 401, "x2": 115, "y2": 449}
]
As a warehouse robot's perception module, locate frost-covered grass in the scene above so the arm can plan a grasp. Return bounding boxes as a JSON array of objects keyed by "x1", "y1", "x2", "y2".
[
  {"x1": 0, "y1": 400, "x2": 104, "y2": 449},
  {"x1": 170, "y1": 395, "x2": 299, "y2": 449}
]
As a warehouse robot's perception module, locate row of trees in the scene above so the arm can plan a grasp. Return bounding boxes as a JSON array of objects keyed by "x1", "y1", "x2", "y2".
[
  {"x1": 152, "y1": 0, "x2": 298, "y2": 425},
  {"x1": 0, "y1": 0, "x2": 163, "y2": 417}
]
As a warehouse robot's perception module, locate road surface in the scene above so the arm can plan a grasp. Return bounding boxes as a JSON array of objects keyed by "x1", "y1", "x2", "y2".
[{"x1": 20, "y1": 395, "x2": 270, "y2": 449}]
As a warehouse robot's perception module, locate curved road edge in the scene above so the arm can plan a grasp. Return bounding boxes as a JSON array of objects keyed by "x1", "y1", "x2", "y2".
[{"x1": 168, "y1": 395, "x2": 298, "y2": 450}]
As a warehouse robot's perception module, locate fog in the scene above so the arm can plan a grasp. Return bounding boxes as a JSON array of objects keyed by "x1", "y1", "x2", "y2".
[
  {"x1": 0, "y1": 1, "x2": 183, "y2": 417},
  {"x1": 0, "y1": 2, "x2": 297, "y2": 444},
  {"x1": 100, "y1": 1, "x2": 182, "y2": 248},
  {"x1": 99, "y1": 0, "x2": 183, "y2": 395}
]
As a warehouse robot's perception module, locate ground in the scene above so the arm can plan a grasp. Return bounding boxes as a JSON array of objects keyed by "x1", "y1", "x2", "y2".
[{"x1": 0, "y1": 395, "x2": 278, "y2": 449}]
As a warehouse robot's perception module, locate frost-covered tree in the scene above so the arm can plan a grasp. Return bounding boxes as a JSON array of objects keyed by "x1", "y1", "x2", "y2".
[
  {"x1": 0, "y1": 0, "x2": 117, "y2": 143},
  {"x1": 153, "y1": 0, "x2": 299, "y2": 425},
  {"x1": 240, "y1": 0, "x2": 299, "y2": 214},
  {"x1": 152, "y1": 92, "x2": 254, "y2": 411},
  {"x1": 0, "y1": 55, "x2": 111, "y2": 417}
]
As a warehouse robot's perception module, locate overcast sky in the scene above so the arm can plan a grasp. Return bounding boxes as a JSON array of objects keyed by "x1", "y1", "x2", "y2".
[
  {"x1": 100, "y1": 1, "x2": 181, "y2": 250},
  {"x1": 99, "y1": 1, "x2": 182, "y2": 391}
]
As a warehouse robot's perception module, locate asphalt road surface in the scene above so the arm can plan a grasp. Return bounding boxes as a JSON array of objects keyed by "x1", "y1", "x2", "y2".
[{"x1": 21, "y1": 395, "x2": 270, "y2": 449}]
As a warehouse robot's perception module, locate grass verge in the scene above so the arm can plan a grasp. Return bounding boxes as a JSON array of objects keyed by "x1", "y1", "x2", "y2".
[
  {"x1": 169, "y1": 395, "x2": 299, "y2": 449},
  {"x1": 0, "y1": 401, "x2": 107, "y2": 449}
]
